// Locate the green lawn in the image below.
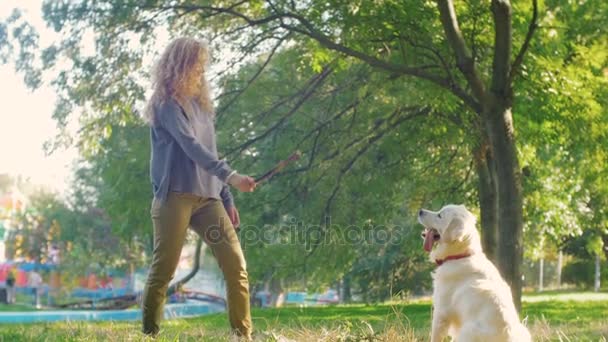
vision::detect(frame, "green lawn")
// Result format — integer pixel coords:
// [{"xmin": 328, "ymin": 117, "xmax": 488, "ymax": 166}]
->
[
  {"xmin": 523, "ymin": 289, "xmax": 608, "ymax": 302},
  {"xmin": 0, "ymin": 294, "xmax": 606, "ymax": 341},
  {"xmin": 0, "ymin": 303, "xmax": 36, "ymax": 312}
]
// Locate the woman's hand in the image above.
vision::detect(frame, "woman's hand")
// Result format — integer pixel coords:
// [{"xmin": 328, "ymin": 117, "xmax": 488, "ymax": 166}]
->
[
  {"xmin": 228, "ymin": 173, "xmax": 257, "ymax": 192},
  {"xmin": 226, "ymin": 206, "xmax": 241, "ymax": 229}
]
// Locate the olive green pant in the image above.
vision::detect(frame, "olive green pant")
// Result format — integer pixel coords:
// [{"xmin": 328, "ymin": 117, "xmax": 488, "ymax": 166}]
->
[{"xmin": 142, "ymin": 192, "xmax": 252, "ymax": 338}]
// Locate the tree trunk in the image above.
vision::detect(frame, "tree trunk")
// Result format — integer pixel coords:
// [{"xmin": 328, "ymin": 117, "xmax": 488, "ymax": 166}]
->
[
  {"xmin": 484, "ymin": 98, "xmax": 524, "ymax": 311},
  {"xmin": 539, "ymin": 257, "xmax": 544, "ymax": 292},
  {"xmin": 167, "ymin": 238, "xmax": 204, "ymax": 296},
  {"xmin": 342, "ymin": 275, "xmax": 352, "ymax": 303},
  {"xmin": 269, "ymin": 278, "xmax": 285, "ymax": 307},
  {"xmin": 475, "ymin": 143, "xmax": 498, "ymax": 264},
  {"xmin": 602, "ymin": 234, "xmax": 608, "ymax": 261},
  {"xmin": 128, "ymin": 262, "xmax": 135, "ymax": 292},
  {"xmin": 594, "ymin": 254, "xmax": 601, "ymax": 292},
  {"xmin": 556, "ymin": 250, "xmax": 563, "ymax": 289}
]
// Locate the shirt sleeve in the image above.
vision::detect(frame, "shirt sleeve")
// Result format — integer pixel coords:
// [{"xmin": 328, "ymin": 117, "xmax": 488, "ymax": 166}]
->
[
  {"xmin": 220, "ymin": 184, "xmax": 235, "ymax": 209},
  {"xmin": 157, "ymin": 100, "xmax": 234, "ymax": 183}
]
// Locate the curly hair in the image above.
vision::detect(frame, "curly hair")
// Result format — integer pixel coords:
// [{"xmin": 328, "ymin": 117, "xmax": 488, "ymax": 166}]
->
[{"xmin": 144, "ymin": 37, "xmax": 214, "ymax": 124}]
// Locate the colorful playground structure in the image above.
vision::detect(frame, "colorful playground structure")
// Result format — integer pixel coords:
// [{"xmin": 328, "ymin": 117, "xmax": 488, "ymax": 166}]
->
[
  {"xmin": 0, "ymin": 261, "xmax": 133, "ymax": 303},
  {"xmin": 0, "ymin": 259, "xmax": 339, "ymax": 324},
  {"xmin": 0, "ymin": 261, "xmax": 224, "ymax": 304},
  {"xmin": 0, "ymin": 261, "xmax": 228, "ymax": 323},
  {"xmin": 253, "ymin": 289, "xmax": 340, "ymax": 308}
]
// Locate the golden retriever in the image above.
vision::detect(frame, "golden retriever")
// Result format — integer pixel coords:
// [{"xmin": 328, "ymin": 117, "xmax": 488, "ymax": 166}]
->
[{"xmin": 418, "ymin": 204, "xmax": 531, "ymax": 342}]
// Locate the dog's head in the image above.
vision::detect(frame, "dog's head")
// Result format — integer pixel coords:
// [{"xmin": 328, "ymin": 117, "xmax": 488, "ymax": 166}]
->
[{"xmin": 417, "ymin": 204, "xmax": 478, "ymax": 254}]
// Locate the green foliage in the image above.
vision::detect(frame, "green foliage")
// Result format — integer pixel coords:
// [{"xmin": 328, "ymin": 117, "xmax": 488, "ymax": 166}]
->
[
  {"xmin": 81, "ymin": 123, "xmax": 153, "ymax": 248},
  {"xmin": 562, "ymin": 259, "xmax": 607, "ymax": 288},
  {"xmin": 60, "ymin": 121, "xmax": 152, "ymax": 269},
  {"xmin": 5, "ymin": 191, "xmax": 67, "ymax": 262},
  {"xmin": 3, "ymin": 188, "xmax": 138, "ymax": 280},
  {"xmin": 514, "ymin": 0, "xmax": 608, "ymax": 259},
  {"xmin": 563, "ymin": 230, "xmax": 605, "ymax": 259},
  {"xmin": 216, "ymin": 48, "xmax": 475, "ymax": 289},
  {"xmin": 1, "ymin": 0, "xmax": 607, "ymax": 297}
]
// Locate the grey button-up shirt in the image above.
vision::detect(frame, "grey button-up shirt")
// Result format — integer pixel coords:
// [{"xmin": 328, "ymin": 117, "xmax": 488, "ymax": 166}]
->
[{"xmin": 149, "ymin": 98, "xmax": 234, "ymax": 208}]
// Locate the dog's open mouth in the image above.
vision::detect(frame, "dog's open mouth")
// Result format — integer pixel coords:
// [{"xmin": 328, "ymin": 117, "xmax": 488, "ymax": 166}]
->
[{"xmin": 421, "ymin": 228, "xmax": 441, "ymax": 252}]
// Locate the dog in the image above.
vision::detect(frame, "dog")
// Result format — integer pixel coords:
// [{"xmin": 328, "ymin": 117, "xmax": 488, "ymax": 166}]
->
[{"xmin": 418, "ymin": 204, "xmax": 531, "ymax": 342}]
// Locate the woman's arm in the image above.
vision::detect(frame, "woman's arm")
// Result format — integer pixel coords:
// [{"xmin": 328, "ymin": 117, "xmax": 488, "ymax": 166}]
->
[
  {"xmin": 157, "ymin": 100, "xmax": 233, "ymax": 182},
  {"xmin": 220, "ymin": 184, "xmax": 234, "ymax": 209},
  {"xmin": 221, "ymin": 184, "xmax": 241, "ymax": 228}
]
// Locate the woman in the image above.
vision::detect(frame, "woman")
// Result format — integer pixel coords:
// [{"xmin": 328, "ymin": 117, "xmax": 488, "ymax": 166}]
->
[{"xmin": 142, "ymin": 37, "xmax": 256, "ymax": 339}]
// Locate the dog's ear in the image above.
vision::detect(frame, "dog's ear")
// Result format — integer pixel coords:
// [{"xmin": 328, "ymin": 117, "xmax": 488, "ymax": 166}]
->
[
  {"xmin": 445, "ymin": 217, "xmax": 467, "ymax": 242},
  {"xmin": 458, "ymin": 205, "xmax": 476, "ymax": 222}
]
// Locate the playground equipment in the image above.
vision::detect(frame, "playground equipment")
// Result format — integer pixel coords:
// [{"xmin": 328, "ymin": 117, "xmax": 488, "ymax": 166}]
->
[
  {"xmin": 0, "ymin": 302, "xmax": 224, "ymax": 323},
  {"xmin": 54, "ymin": 289, "xmax": 226, "ymax": 310}
]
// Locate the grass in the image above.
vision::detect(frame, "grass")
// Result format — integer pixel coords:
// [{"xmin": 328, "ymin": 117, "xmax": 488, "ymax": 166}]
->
[
  {"xmin": 0, "ymin": 293, "xmax": 606, "ymax": 341},
  {"xmin": 523, "ymin": 289, "xmax": 608, "ymax": 302},
  {"xmin": 0, "ymin": 303, "xmax": 35, "ymax": 312}
]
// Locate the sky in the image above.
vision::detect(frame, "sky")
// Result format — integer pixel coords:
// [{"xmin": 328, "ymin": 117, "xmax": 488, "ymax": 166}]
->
[{"xmin": 0, "ymin": 2, "xmax": 78, "ymax": 195}]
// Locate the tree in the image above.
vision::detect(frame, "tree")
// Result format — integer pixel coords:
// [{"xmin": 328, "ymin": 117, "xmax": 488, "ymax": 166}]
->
[
  {"xmin": 76, "ymin": 124, "xmax": 154, "ymax": 251},
  {"xmin": 2, "ymin": 0, "xmax": 607, "ymax": 309},
  {"xmin": 216, "ymin": 47, "xmax": 475, "ymax": 290},
  {"xmin": 5, "ymin": 190, "xmax": 64, "ymax": 262},
  {"xmin": 160, "ymin": 0, "xmax": 538, "ymax": 307}
]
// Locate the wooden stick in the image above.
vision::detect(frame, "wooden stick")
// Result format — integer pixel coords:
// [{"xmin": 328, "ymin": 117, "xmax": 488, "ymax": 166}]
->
[{"xmin": 255, "ymin": 151, "xmax": 302, "ymax": 183}]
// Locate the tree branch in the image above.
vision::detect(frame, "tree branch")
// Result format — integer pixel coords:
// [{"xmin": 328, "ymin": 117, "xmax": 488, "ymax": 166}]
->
[
  {"xmin": 399, "ymin": 34, "xmax": 455, "ymax": 84},
  {"xmin": 216, "ymin": 34, "xmax": 289, "ymax": 116},
  {"xmin": 224, "ymin": 64, "xmax": 334, "ymax": 157},
  {"xmin": 294, "ymin": 91, "xmax": 373, "ymax": 151},
  {"xmin": 509, "ymin": 0, "xmax": 538, "ymax": 84},
  {"xmin": 167, "ymin": 238, "xmax": 203, "ymax": 296},
  {"xmin": 145, "ymin": 2, "xmax": 481, "ymax": 112},
  {"xmin": 276, "ymin": 16, "xmax": 480, "ymax": 112},
  {"xmin": 306, "ymin": 106, "xmax": 431, "ymax": 257},
  {"xmin": 437, "ymin": 0, "xmax": 486, "ymax": 104},
  {"xmin": 490, "ymin": 0, "xmax": 513, "ymax": 96}
]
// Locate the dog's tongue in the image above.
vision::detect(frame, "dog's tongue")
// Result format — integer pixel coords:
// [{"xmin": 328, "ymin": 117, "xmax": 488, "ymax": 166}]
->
[{"xmin": 424, "ymin": 229, "xmax": 437, "ymax": 252}]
